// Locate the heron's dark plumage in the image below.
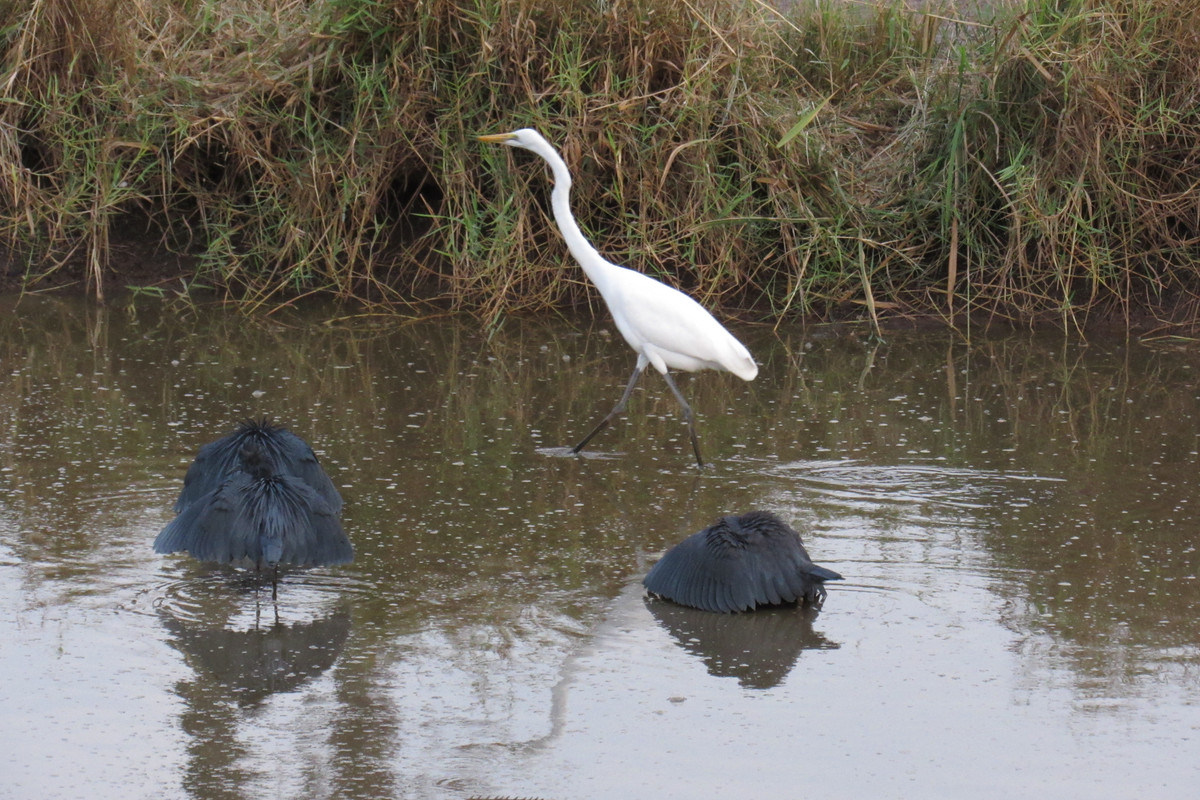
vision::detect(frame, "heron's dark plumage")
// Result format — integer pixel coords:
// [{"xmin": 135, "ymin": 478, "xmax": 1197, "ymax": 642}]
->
[
  {"xmin": 155, "ymin": 420, "xmax": 352, "ymax": 570},
  {"xmin": 644, "ymin": 511, "xmax": 841, "ymax": 613}
]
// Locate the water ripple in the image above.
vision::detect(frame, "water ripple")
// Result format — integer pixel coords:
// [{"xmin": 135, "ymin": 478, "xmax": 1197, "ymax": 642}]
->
[
  {"xmin": 147, "ymin": 565, "xmax": 370, "ymax": 628},
  {"xmin": 765, "ymin": 457, "xmax": 1063, "ymax": 515}
]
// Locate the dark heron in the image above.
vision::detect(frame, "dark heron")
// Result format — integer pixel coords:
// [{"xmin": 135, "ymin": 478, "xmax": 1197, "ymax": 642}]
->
[
  {"xmin": 643, "ymin": 511, "xmax": 842, "ymax": 613},
  {"xmin": 155, "ymin": 419, "xmax": 353, "ymax": 598}
]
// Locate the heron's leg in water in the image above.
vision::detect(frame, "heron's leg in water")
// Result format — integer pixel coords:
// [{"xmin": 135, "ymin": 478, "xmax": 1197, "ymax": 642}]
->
[
  {"xmin": 570, "ymin": 362, "xmax": 646, "ymax": 455},
  {"xmin": 659, "ymin": 370, "xmax": 704, "ymax": 468}
]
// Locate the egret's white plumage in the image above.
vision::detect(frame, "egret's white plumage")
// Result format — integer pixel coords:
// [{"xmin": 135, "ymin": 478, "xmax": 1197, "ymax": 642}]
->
[{"xmin": 479, "ymin": 128, "xmax": 757, "ymax": 466}]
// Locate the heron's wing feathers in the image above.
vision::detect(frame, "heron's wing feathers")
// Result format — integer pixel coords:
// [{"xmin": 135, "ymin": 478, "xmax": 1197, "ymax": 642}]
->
[
  {"xmin": 740, "ymin": 521, "xmax": 843, "ymax": 606},
  {"xmin": 157, "ymin": 474, "xmax": 353, "ymax": 568},
  {"xmin": 270, "ymin": 428, "xmax": 344, "ymax": 515},
  {"xmin": 644, "ymin": 527, "xmax": 759, "ymax": 613},
  {"xmin": 160, "ymin": 421, "xmax": 351, "ymax": 574},
  {"xmin": 645, "ymin": 532, "xmax": 716, "ymax": 611},
  {"xmin": 275, "ymin": 476, "xmax": 354, "ymax": 566},
  {"xmin": 228, "ymin": 475, "xmax": 352, "ymax": 566},
  {"xmin": 172, "ymin": 422, "xmax": 343, "ymax": 517},
  {"xmin": 173, "ymin": 431, "xmax": 246, "ymax": 513},
  {"xmin": 156, "ymin": 473, "xmax": 261, "ymax": 563},
  {"xmin": 644, "ymin": 515, "xmax": 842, "ymax": 613}
]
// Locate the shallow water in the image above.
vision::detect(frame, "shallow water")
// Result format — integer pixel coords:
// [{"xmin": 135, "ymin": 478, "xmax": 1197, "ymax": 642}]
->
[{"xmin": 1, "ymin": 295, "xmax": 1198, "ymax": 799}]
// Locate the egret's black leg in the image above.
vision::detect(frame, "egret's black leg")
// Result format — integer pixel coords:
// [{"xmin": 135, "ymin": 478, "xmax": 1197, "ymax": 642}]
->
[
  {"xmin": 271, "ymin": 566, "xmax": 278, "ymax": 601},
  {"xmin": 571, "ymin": 362, "xmax": 646, "ymax": 455},
  {"xmin": 660, "ymin": 370, "xmax": 704, "ymax": 468}
]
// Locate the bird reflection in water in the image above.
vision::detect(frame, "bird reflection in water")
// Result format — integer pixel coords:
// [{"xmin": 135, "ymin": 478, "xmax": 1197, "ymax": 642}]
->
[
  {"xmin": 161, "ymin": 609, "xmax": 352, "ymax": 707},
  {"xmin": 645, "ymin": 599, "xmax": 838, "ymax": 689},
  {"xmin": 159, "ymin": 606, "xmax": 352, "ymax": 797}
]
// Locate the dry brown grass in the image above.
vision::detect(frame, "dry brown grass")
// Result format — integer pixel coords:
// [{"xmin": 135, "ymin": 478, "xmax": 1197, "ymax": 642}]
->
[{"xmin": 1, "ymin": 0, "xmax": 1199, "ymax": 330}]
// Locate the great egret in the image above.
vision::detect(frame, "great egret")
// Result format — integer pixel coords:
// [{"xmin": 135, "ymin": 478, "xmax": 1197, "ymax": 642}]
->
[
  {"xmin": 478, "ymin": 128, "xmax": 757, "ymax": 466},
  {"xmin": 154, "ymin": 419, "xmax": 353, "ymax": 598},
  {"xmin": 643, "ymin": 511, "xmax": 842, "ymax": 613}
]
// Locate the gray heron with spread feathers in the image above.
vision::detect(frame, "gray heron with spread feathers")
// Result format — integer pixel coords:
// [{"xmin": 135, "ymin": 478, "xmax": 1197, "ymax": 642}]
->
[
  {"xmin": 644, "ymin": 511, "xmax": 842, "ymax": 613},
  {"xmin": 155, "ymin": 420, "xmax": 353, "ymax": 598}
]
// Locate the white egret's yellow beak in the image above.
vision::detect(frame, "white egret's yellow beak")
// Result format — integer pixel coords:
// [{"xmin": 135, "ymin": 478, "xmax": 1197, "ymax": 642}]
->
[{"xmin": 477, "ymin": 133, "xmax": 516, "ymax": 143}]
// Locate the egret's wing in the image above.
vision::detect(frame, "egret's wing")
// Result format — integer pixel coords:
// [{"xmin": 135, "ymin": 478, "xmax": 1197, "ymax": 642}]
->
[{"xmin": 604, "ymin": 269, "xmax": 756, "ymax": 378}]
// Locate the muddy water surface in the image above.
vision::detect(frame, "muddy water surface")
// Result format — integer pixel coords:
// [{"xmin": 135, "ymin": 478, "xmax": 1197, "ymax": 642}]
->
[{"xmin": 1, "ymin": 296, "xmax": 1197, "ymax": 799}]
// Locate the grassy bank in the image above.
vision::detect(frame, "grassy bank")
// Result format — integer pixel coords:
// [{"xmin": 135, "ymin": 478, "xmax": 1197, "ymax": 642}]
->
[{"xmin": 1, "ymin": 0, "xmax": 1199, "ymax": 329}]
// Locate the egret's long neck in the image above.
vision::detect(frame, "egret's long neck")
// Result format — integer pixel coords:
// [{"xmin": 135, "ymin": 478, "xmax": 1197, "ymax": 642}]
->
[{"xmin": 536, "ymin": 144, "xmax": 613, "ymax": 289}]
